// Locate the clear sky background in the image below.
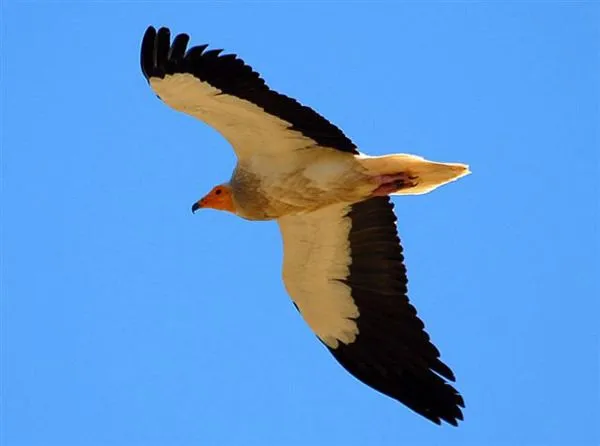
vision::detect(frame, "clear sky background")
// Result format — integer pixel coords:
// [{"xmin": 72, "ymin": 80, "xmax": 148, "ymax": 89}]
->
[{"xmin": 2, "ymin": 2, "xmax": 598, "ymax": 445}]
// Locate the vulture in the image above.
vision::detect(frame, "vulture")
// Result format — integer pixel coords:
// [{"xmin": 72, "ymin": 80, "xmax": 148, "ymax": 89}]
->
[{"xmin": 140, "ymin": 25, "xmax": 470, "ymax": 426}]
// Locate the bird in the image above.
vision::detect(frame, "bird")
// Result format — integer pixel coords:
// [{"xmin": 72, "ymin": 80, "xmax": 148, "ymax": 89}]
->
[{"xmin": 140, "ymin": 25, "xmax": 470, "ymax": 426}]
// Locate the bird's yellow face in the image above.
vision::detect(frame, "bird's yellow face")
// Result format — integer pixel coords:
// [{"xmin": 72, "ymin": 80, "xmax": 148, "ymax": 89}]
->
[{"xmin": 192, "ymin": 184, "xmax": 235, "ymax": 214}]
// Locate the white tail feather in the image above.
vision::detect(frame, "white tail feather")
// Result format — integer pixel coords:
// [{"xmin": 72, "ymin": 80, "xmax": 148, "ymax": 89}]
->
[{"xmin": 358, "ymin": 153, "xmax": 470, "ymax": 195}]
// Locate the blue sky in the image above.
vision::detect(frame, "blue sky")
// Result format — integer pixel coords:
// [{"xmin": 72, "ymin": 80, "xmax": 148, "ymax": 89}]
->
[{"xmin": 2, "ymin": 2, "xmax": 598, "ymax": 445}]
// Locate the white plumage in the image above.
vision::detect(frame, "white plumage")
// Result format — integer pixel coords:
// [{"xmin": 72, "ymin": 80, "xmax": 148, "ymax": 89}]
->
[{"xmin": 141, "ymin": 25, "xmax": 469, "ymax": 426}]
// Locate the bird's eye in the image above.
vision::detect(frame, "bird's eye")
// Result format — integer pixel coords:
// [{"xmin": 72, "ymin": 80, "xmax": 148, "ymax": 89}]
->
[{"xmin": 215, "ymin": 189, "xmax": 222, "ymax": 195}]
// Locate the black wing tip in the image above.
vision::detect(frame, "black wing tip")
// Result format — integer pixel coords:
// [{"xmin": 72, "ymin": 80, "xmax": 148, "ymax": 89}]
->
[
  {"xmin": 144, "ymin": 25, "xmax": 157, "ymax": 36},
  {"xmin": 329, "ymin": 339, "xmax": 465, "ymax": 427},
  {"xmin": 140, "ymin": 25, "xmax": 156, "ymax": 80},
  {"xmin": 429, "ymin": 389, "xmax": 466, "ymax": 427},
  {"xmin": 140, "ymin": 25, "xmax": 194, "ymax": 82},
  {"xmin": 395, "ymin": 377, "xmax": 465, "ymax": 427},
  {"xmin": 139, "ymin": 25, "xmax": 238, "ymax": 83},
  {"xmin": 381, "ymin": 370, "xmax": 464, "ymax": 426}
]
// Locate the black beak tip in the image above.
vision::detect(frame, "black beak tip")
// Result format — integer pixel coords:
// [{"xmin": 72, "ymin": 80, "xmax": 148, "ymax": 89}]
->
[{"xmin": 191, "ymin": 202, "xmax": 201, "ymax": 214}]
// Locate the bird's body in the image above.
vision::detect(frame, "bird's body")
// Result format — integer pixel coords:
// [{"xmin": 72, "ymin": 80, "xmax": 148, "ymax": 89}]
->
[
  {"xmin": 141, "ymin": 25, "xmax": 470, "ymax": 426},
  {"xmin": 228, "ymin": 149, "xmax": 373, "ymax": 220}
]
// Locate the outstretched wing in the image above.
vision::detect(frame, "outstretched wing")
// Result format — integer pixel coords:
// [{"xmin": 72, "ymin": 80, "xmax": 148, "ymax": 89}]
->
[
  {"xmin": 278, "ymin": 197, "xmax": 464, "ymax": 426},
  {"xmin": 140, "ymin": 26, "xmax": 357, "ymax": 160}
]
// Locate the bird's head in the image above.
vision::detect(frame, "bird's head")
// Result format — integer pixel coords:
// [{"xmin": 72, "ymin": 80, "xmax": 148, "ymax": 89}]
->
[{"xmin": 192, "ymin": 183, "xmax": 235, "ymax": 214}]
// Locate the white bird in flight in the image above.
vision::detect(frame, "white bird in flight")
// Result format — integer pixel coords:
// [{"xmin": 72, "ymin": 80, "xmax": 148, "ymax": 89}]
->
[{"xmin": 140, "ymin": 25, "xmax": 469, "ymax": 426}]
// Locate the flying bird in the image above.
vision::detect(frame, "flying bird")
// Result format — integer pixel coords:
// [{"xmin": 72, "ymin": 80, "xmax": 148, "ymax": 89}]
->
[{"xmin": 140, "ymin": 25, "xmax": 470, "ymax": 426}]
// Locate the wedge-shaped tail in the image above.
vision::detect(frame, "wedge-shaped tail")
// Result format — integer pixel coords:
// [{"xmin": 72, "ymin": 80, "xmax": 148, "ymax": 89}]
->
[{"xmin": 359, "ymin": 154, "xmax": 470, "ymax": 195}]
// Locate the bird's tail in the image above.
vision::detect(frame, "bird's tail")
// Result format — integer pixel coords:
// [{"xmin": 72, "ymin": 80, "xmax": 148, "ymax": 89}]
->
[{"xmin": 358, "ymin": 153, "xmax": 471, "ymax": 195}]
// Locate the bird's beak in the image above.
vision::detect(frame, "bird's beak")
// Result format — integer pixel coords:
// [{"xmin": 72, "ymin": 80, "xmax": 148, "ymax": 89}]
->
[
  {"xmin": 191, "ymin": 188, "xmax": 234, "ymax": 214},
  {"xmin": 191, "ymin": 200, "xmax": 203, "ymax": 214}
]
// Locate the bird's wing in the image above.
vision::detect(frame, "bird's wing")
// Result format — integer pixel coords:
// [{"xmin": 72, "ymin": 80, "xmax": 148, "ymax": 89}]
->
[
  {"xmin": 140, "ymin": 26, "xmax": 357, "ymax": 160},
  {"xmin": 277, "ymin": 197, "xmax": 464, "ymax": 426}
]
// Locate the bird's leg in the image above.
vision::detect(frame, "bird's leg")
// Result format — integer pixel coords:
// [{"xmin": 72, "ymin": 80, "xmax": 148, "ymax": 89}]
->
[{"xmin": 370, "ymin": 173, "xmax": 418, "ymax": 197}]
